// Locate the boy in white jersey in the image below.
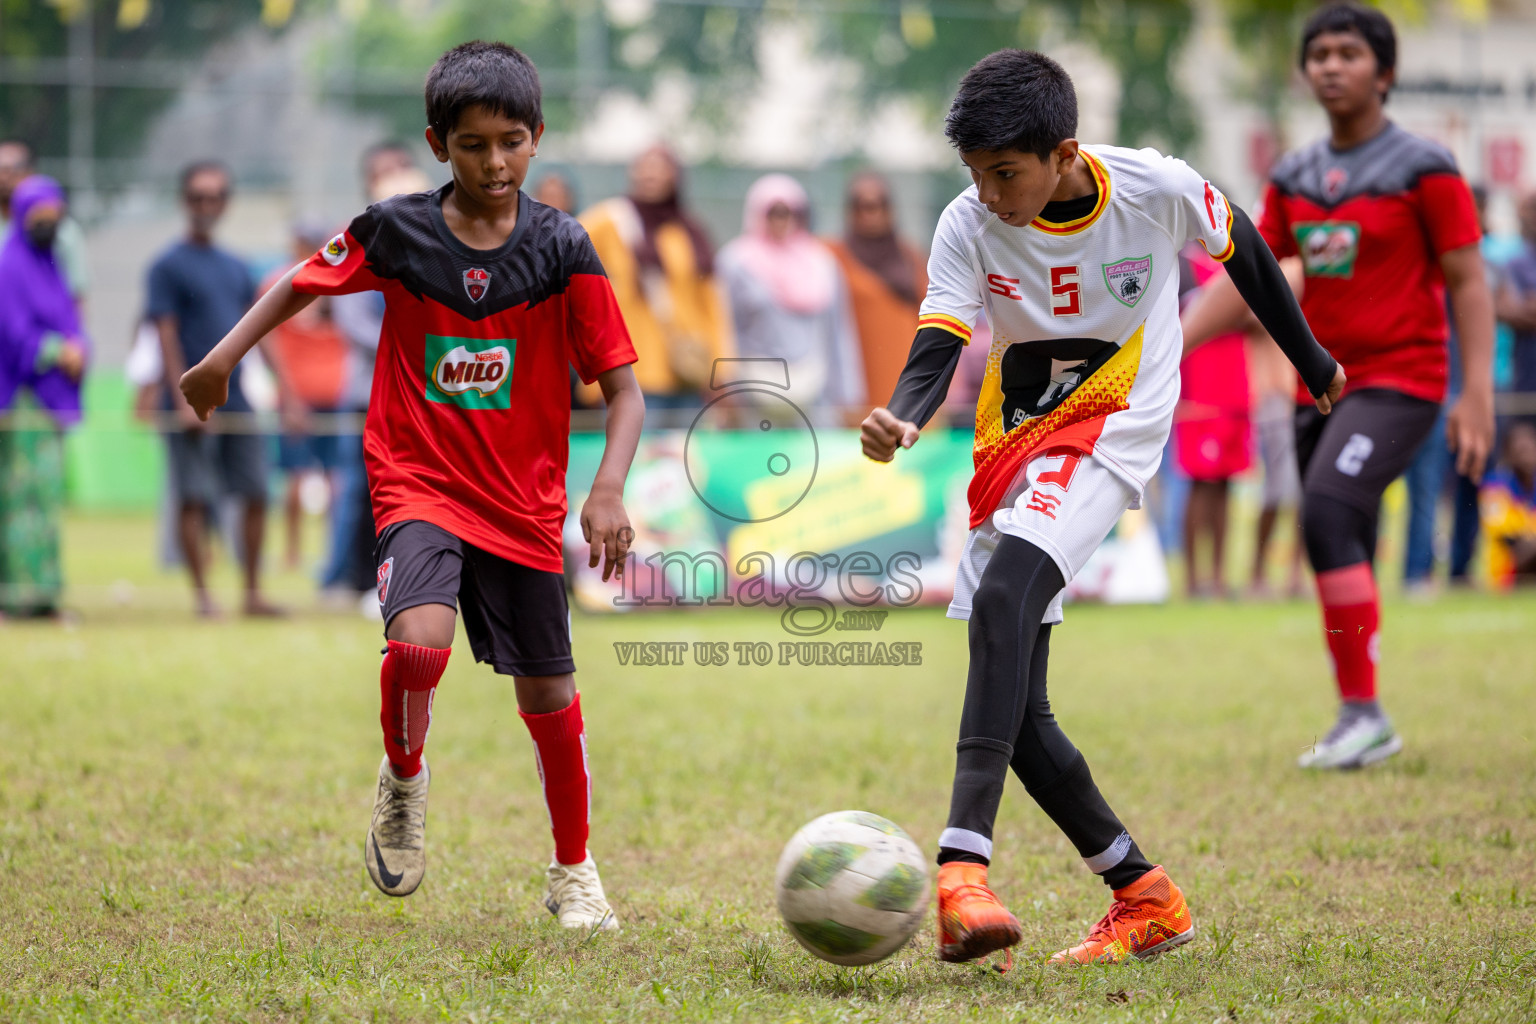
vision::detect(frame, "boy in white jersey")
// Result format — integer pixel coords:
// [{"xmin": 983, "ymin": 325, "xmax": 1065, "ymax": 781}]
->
[{"xmin": 861, "ymin": 50, "xmax": 1343, "ymax": 969}]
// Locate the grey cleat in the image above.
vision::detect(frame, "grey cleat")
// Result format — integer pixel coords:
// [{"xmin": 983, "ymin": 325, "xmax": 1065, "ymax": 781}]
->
[
  {"xmin": 1298, "ymin": 705, "xmax": 1402, "ymax": 770},
  {"xmin": 365, "ymin": 756, "xmax": 430, "ymax": 896},
  {"xmin": 543, "ymin": 855, "xmax": 620, "ymax": 932}
]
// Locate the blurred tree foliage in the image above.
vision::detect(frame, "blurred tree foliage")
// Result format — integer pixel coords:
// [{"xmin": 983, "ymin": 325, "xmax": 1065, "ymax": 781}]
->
[
  {"xmin": 337, "ymin": 0, "xmax": 770, "ymax": 138},
  {"xmin": 1216, "ymin": 0, "xmax": 1316, "ymax": 149},
  {"xmin": 0, "ymin": 0, "xmax": 295, "ymax": 160},
  {"xmin": 1062, "ymin": 0, "xmax": 1198, "ymax": 151},
  {"xmin": 2, "ymin": 0, "xmax": 1226, "ymax": 173},
  {"xmin": 344, "ymin": 0, "xmax": 1204, "ymax": 149},
  {"xmin": 820, "ymin": 0, "xmax": 1199, "ymax": 151}
]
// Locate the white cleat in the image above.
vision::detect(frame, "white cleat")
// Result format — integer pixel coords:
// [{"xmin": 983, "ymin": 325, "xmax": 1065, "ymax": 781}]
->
[
  {"xmin": 1298, "ymin": 709, "xmax": 1402, "ymax": 770},
  {"xmin": 365, "ymin": 756, "xmax": 429, "ymax": 896},
  {"xmin": 543, "ymin": 855, "xmax": 620, "ymax": 932}
]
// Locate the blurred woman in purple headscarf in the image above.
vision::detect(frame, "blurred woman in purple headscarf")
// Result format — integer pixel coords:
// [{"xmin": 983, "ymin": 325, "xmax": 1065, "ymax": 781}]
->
[{"xmin": 0, "ymin": 175, "xmax": 89, "ymax": 617}]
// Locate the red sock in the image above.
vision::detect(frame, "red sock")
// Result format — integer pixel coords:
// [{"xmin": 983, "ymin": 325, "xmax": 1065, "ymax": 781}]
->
[
  {"xmin": 1315, "ymin": 563, "xmax": 1379, "ymax": 702},
  {"xmin": 520, "ymin": 692, "xmax": 590, "ymax": 866},
  {"xmin": 380, "ymin": 640, "xmax": 451, "ymax": 778}
]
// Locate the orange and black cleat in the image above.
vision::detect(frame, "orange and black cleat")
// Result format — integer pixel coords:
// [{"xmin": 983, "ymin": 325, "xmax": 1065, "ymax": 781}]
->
[
  {"xmin": 936, "ymin": 862, "xmax": 1023, "ymax": 972},
  {"xmin": 1048, "ymin": 865, "xmax": 1193, "ymax": 965}
]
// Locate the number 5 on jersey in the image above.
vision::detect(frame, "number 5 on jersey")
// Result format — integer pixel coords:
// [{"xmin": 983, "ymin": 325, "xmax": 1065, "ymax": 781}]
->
[{"xmin": 1050, "ymin": 265, "xmax": 1082, "ymax": 317}]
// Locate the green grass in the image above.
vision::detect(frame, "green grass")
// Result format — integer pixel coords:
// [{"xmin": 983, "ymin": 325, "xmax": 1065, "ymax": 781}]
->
[{"xmin": 2, "ymin": 513, "xmax": 1534, "ymax": 1022}]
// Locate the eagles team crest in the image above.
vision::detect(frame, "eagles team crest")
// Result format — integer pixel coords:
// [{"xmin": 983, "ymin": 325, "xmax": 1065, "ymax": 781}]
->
[
  {"xmin": 463, "ymin": 267, "xmax": 490, "ymax": 302},
  {"xmin": 1102, "ymin": 255, "xmax": 1152, "ymax": 308}
]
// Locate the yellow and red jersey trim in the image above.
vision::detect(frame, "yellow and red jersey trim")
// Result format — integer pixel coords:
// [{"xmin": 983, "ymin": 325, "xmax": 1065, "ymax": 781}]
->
[
  {"xmin": 1030, "ymin": 150, "xmax": 1111, "ymax": 235},
  {"xmin": 967, "ymin": 326, "xmax": 1144, "ymax": 529},
  {"xmin": 1201, "ymin": 195, "xmax": 1236, "ymax": 262},
  {"xmin": 918, "ymin": 313, "xmax": 973, "ymax": 344}
]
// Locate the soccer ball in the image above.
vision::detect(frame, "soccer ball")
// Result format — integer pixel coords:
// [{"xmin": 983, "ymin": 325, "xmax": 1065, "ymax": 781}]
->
[{"xmin": 774, "ymin": 810, "xmax": 929, "ymax": 966}]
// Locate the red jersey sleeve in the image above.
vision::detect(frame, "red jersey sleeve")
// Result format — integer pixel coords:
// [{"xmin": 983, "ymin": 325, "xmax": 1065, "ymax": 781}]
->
[
  {"xmin": 1254, "ymin": 182, "xmax": 1295, "ymax": 259},
  {"xmin": 292, "ymin": 208, "xmax": 389, "ymax": 295},
  {"xmin": 1416, "ymin": 172, "xmax": 1482, "ymax": 257},
  {"xmin": 564, "ymin": 236, "xmax": 637, "ymax": 385}
]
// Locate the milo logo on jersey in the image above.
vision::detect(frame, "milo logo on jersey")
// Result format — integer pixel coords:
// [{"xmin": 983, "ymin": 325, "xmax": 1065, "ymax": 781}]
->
[
  {"xmin": 425, "ymin": 334, "xmax": 515, "ymax": 410},
  {"xmin": 1294, "ymin": 221, "xmax": 1361, "ymax": 278}
]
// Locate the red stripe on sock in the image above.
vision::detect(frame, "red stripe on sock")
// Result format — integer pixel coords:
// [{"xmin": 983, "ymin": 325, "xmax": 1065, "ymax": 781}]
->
[
  {"xmin": 520, "ymin": 692, "xmax": 590, "ymax": 866},
  {"xmin": 380, "ymin": 640, "xmax": 450, "ymax": 778},
  {"xmin": 1315, "ymin": 564, "xmax": 1379, "ymax": 702}
]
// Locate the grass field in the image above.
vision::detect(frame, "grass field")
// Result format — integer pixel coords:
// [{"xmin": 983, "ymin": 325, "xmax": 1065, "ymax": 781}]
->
[{"xmin": 3, "ymin": 514, "xmax": 1534, "ymax": 1022}]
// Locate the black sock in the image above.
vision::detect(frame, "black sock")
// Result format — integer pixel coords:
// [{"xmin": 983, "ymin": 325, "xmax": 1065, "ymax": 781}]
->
[
  {"xmin": 937, "ymin": 738, "xmax": 1012, "ymax": 866},
  {"xmin": 937, "ymin": 849, "xmax": 989, "ymax": 866},
  {"xmin": 1025, "ymin": 752, "xmax": 1154, "ymax": 890}
]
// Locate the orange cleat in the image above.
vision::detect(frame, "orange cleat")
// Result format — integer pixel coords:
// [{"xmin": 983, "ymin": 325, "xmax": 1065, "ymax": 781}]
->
[
  {"xmin": 1049, "ymin": 865, "xmax": 1193, "ymax": 965},
  {"xmin": 936, "ymin": 862, "xmax": 1022, "ymax": 971}
]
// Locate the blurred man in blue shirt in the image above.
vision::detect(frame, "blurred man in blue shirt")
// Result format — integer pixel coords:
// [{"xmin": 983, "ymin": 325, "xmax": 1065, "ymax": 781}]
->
[{"xmin": 147, "ymin": 161, "xmax": 280, "ymax": 618}]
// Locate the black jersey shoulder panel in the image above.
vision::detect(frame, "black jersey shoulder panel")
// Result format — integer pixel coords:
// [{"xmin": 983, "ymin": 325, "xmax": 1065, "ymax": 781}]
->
[
  {"xmin": 1269, "ymin": 123, "xmax": 1459, "ymax": 209},
  {"xmin": 364, "ymin": 188, "xmax": 608, "ymax": 322}
]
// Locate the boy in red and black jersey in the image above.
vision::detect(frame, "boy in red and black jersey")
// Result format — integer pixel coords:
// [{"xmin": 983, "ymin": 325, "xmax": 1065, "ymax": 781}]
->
[
  {"xmin": 1187, "ymin": 4, "xmax": 1495, "ymax": 769},
  {"xmin": 181, "ymin": 42, "xmax": 644, "ymax": 928}
]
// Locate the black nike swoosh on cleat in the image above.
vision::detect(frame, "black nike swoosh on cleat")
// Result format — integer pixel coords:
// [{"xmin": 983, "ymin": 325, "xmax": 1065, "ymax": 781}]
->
[{"xmin": 371, "ymin": 835, "xmax": 405, "ymax": 890}]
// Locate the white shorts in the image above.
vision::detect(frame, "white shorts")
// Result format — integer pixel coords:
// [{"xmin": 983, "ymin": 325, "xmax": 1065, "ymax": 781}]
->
[{"xmin": 947, "ymin": 450, "xmax": 1138, "ymax": 625}]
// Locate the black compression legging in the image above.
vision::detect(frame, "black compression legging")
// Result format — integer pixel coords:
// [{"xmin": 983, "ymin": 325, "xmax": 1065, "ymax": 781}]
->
[
  {"xmin": 942, "ymin": 536, "xmax": 1152, "ymax": 887},
  {"xmin": 1293, "ymin": 389, "xmax": 1440, "ymax": 573},
  {"xmin": 1302, "ymin": 493, "xmax": 1377, "ymax": 572}
]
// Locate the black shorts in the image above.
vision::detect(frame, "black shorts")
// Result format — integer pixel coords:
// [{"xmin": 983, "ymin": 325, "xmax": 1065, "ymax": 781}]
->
[
  {"xmin": 1294, "ymin": 388, "xmax": 1440, "ymax": 515},
  {"xmin": 375, "ymin": 520, "xmax": 575, "ymax": 677}
]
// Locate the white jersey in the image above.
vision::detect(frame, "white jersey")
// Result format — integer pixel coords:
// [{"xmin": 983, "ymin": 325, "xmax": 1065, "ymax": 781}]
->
[{"xmin": 918, "ymin": 145, "xmax": 1234, "ymax": 528}]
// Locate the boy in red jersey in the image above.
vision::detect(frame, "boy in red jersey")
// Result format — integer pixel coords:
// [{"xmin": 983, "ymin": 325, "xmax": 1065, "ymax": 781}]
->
[
  {"xmin": 1185, "ymin": 4, "xmax": 1495, "ymax": 769},
  {"xmin": 180, "ymin": 42, "xmax": 644, "ymax": 928}
]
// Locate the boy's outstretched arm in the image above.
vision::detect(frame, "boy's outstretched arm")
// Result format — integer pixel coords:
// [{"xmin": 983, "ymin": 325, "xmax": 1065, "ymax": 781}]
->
[
  {"xmin": 860, "ymin": 327, "xmax": 964, "ymax": 461},
  {"xmin": 1197, "ymin": 205, "xmax": 1345, "ymax": 415},
  {"xmin": 581, "ymin": 363, "xmax": 644, "ymax": 581},
  {"xmin": 180, "ymin": 264, "xmax": 318, "ymax": 420}
]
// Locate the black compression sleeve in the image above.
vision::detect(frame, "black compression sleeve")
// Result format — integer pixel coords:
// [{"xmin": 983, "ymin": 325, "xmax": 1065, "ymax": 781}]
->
[
  {"xmin": 1222, "ymin": 204, "xmax": 1338, "ymax": 398},
  {"xmin": 886, "ymin": 326, "xmax": 965, "ymax": 428}
]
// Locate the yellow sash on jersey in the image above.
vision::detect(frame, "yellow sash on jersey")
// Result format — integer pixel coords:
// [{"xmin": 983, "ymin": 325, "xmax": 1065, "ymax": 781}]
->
[{"xmin": 967, "ymin": 325, "xmax": 1144, "ymax": 529}]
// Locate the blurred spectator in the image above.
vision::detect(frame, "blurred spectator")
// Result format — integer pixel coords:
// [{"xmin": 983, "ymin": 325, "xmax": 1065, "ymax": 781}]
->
[
  {"xmin": 825, "ymin": 171, "xmax": 928, "ymax": 407},
  {"xmin": 1246, "ymin": 328, "xmax": 1306, "ymax": 599},
  {"xmin": 322, "ymin": 160, "xmax": 432, "ymax": 603},
  {"xmin": 357, "ymin": 141, "xmax": 416, "ymax": 205},
  {"xmin": 0, "ymin": 138, "xmax": 89, "ymax": 303},
  {"xmin": 581, "ymin": 146, "xmax": 730, "ymax": 417},
  {"xmin": 1479, "ymin": 421, "xmax": 1536, "ymax": 587},
  {"xmin": 147, "ymin": 160, "xmax": 279, "ymax": 618},
  {"xmin": 1497, "ymin": 191, "xmax": 1536, "ymax": 429},
  {"xmin": 718, "ymin": 174, "xmax": 864, "ymax": 421},
  {"xmin": 0, "ymin": 176, "xmax": 88, "ymax": 618},
  {"xmin": 533, "ymin": 170, "xmax": 578, "ymax": 214},
  {"xmin": 1175, "ymin": 244, "xmax": 1250, "ymax": 599},
  {"xmin": 264, "ymin": 222, "xmax": 349, "ymax": 569},
  {"xmin": 1405, "ymin": 186, "xmax": 1509, "ymax": 593},
  {"xmin": 536, "ymin": 169, "xmax": 595, "ymax": 414},
  {"xmin": 126, "ymin": 316, "xmax": 165, "ymax": 421}
]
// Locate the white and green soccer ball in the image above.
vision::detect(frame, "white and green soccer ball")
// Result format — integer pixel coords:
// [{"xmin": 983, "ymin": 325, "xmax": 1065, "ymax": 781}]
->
[{"xmin": 774, "ymin": 810, "xmax": 929, "ymax": 966}]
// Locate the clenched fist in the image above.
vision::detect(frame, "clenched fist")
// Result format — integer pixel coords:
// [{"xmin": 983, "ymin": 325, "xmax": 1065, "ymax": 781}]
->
[{"xmin": 861, "ymin": 407, "xmax": 920, "ymax": 462}]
